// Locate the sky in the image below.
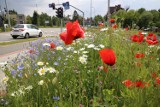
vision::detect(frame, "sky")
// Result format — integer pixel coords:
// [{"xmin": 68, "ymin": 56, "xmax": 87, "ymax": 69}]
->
[{"xmin": 0, "ymin": 0, "xmax": 160, "ymax": 18}]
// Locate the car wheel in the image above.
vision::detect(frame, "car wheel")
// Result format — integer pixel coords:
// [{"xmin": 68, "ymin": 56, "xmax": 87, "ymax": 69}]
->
[
  {"xmin": 39, "ymin": 32, "xmax": 42, "ymax": 37},
  {"xmin": 12, "ymin": 36, "xmax": 17, "ymax": 39},
  {"xmin": 25, "ymin": 33, "xmax": 29, "ymax": 39}
]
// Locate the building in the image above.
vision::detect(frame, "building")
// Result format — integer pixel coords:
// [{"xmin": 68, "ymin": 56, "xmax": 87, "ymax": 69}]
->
[
  {"xmin": 110, "ymin": 4, "xmax": 124, "ymax": 14},
  {"xmin": 17, "ymin": 14, "xmax": 25, "ymax": 24},
  {"xmin": 10, "ymin": 13, "xmax": 26, "ymax": 24}
]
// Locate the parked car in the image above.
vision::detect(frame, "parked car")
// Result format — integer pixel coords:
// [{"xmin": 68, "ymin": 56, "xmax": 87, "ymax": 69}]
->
[{"xmin": 10, "ymin": 24, "xmax": 42, "ymax": 39}]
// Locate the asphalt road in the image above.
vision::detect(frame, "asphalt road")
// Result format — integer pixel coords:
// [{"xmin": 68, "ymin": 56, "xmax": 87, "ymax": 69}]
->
[
  {"xmin": 0, "ymin": 28, "xmax": 63, "ymax": 42},
  {"xmin": 0, "ymin": 28, "xmax": 64, "ymax": 56}
]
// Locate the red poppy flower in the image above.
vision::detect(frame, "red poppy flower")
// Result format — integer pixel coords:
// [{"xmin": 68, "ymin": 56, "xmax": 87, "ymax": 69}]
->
[
  {"xmin": 109, "ymin": 19, "xmax": 115, "ymax": 23},
  {"xmin": 146, "ymin": 33, "xmax": 158, "ymax": 45},
  {"xmin": 135, "ymin": 80, "xmax": 145, "ymax": 88},
  {"xmin": 59, "ymin": 20, "xmax": 84, "ymax": 45},
  {"xmin": 135, "ymin": 53, "xmax": 145, "ymax": 58},
  {"xmin": 122, "ymin": 80, "xmax": 133, "ymax": 87},
  {"xmin": 99, "ymin": 48, "xmax": 116, "ymax": 66},
  {"xmin": 98, "ymin": 23, "xmax": 104, "ymax": 27},
  {"xmin": 156, "ymin": 77, "xmax": 160, "ymax": 85},
  {"xmin": 29, "ymin": 50, "xmax": 34, "ymax": 54},
  {"xmin": 50, "ymin": 42, "xmax": 56, "ymax": 49},
  {"xmin": 135, "ymin": 62, "xmax": 142, "ymax": 67},
  {"xmin": 112, "ymin": 24, "xmax": 117, "ymax": 29},
  {"xmin": 130, "ymin": 33, "xmax": 144, "ymax": 43},
  {"xmin": 125, "ymin": 27, "xmax": 129, "ymax": 31},
  {"xmin": 151, "ymin": 72, "xmax": 157, "ymax": 78}
]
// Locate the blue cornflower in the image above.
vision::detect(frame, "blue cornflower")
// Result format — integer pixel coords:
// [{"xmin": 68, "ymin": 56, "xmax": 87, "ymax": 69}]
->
[
  {"xmin": 18, "ymin": 72, "xmax": 22, "ymax": 77},
  {"xmin": 54, "ymin": 62, "xmax": 59, "ymax": 66},
  {"xmin": 53, "ymin": 96, "xmax": 60, "ymax": 101},
  {"xmin": 11, "ymin": 69, "xmax": 16, "ymax": 76},
  {"xmin": 58, "ymin": 57, "xmax": 61, "ymax": 60},
  {"xmin": 34, "ymin": 73, "xmax": 37, "ymax": 76},
  {"xmin": 17, "ymin": 64, "xmax": 24, "ymax": 70}
]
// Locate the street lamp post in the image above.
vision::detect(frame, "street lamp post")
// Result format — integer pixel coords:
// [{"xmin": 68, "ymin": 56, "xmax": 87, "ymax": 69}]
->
[
  {"xmin": 90, "ymin": 0, "xmax": 92, "ymax": 26},
  {"xmin": 92, "ymin": 7, "xmax": 95, "ymax": 26},
  {"xmin": 5, "ymin": 0, "xmax": 11, "ymax": 27}
]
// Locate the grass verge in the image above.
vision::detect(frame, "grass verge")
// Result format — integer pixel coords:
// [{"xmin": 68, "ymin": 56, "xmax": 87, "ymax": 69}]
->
[{"xmin": 0, "ymin": 36, "xmax": 55, "ymax": 46}]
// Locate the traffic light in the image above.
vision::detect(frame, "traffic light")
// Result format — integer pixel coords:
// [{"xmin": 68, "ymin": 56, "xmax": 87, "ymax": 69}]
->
[
  {"xmin": 49, "ymin": 3, "xmax": 55, "ymax": 9},
  {"xmin": 56, "ymin": 7, "xmax": 63, "ymax": 18},
  {"xmin": 52, "ymin": 3, "xmax": 55, "ymax": 9}
]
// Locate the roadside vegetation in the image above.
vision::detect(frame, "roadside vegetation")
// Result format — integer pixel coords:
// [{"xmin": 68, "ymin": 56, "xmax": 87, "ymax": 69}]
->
[{"xmin": 0, "ymin": 20, "xmax": 160, "ymax": 106}]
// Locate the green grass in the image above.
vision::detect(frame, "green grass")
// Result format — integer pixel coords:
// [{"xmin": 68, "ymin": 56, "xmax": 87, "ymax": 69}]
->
[{"xmin": 0, "ymin": 36, "xmax": 55, "ymax": 46}]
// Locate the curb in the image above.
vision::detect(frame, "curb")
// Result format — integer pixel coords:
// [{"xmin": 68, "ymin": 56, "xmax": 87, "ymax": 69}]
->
[{"xmin": 0, "ymin": 49, "xmax": 27, "ymax": 58}]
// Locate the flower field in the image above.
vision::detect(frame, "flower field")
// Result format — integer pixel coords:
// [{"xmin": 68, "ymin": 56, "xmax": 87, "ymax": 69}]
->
[{"xmin": 0, "ymin": 21, "xmax": 160, "ymax": 107}]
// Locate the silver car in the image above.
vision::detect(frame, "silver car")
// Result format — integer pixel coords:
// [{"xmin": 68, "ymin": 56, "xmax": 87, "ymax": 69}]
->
[{"xmin": 11, "ymin": 24, "xmax": 43, "ymax": 39}]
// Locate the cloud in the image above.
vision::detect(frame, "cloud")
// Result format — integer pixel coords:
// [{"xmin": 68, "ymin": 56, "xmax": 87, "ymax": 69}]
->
[{"xmin": 1, "ymin": 0, "xmax": 160, "ymax": 18}]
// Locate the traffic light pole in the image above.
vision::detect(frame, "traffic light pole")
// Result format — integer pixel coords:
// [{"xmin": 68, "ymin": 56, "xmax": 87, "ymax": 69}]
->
[
  {"xmin": 61, "ymin": 18, "xmax": 63, "ymax": 32},
  {"xmin": 69, "ymin": 5, "xmax": 85, "ymax": 27}
]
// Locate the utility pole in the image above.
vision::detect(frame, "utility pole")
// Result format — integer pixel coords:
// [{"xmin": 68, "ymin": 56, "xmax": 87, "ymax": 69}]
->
[
  {"xmin": 5, "ymin": 0, "xmax": 11, "ymax": 27},
  {"xmin": 107, "ymin": 0, "xmax": 110, "ymax": 27}
]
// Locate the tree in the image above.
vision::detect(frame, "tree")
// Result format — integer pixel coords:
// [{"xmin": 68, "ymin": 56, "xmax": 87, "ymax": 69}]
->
[
  {"xmin": 112, "ymin": 10, "xmax": 127, "ymax": 27},
  {"xmin": 49, "ymin": 16, "xmax": 53, "ymax": 27},
  {"xmin": 94, "ymin": 15, "xmax": 103, "ymax": 26},
  {"xmin": 10, "ymin": 18, "xmax": 16, "ymax": 26},
  {"xmin": 72, "ymin": 10, "xmax": 79, "ymax": 21},
  {"xmin": 150, "ymin": 10, "xmax": 159, "ymax": 23},
  {"xmin": 39, "ymin": 12, "xmax": 51, "ymax": 26},
  {"xmin": 137, "ymin": 8, "xmax": 146, "ymax": 14},
  {"xmin": 123, "ymin": 10, "xmax": 139, "ymax": 28},
  {"xmin": 137, "ymin": 11, "xmax": 153, "ymax": 29},
  {"xmin": 32, "ymin": 11, "xmax": 39, "ymax": 26},
  {"xmin": 52, "ymin": 16, "xmax": 60, "ymax": 26},
  {"xmin": 26, "ymin": 15, "xmax": 32, "ymax": 24}
]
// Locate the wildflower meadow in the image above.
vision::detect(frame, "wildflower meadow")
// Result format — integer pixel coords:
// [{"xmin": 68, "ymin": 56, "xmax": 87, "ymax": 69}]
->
[{"xmin": 0, "ymin": 20, "xmax": 160, "ymax": 107}]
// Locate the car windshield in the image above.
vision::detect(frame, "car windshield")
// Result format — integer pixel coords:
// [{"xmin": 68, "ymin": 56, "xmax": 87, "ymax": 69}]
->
[{"xmin": 14, "ymin": 24, "xmax": 24, "ymax": 28}]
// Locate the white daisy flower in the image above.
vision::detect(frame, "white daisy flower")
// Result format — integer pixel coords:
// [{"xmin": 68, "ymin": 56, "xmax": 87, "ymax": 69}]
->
[
  {"xmin": 47, "ymin": 67, "xmax": 56, "ymax": 73},
  {"xmin": 38, "ymin": 80, "xmax": 44, "ymax": 85},
  {"xmin": 56, "ymin": 46, "xmax": 63, "ymax": 50},
  {"xmin": 42, "ymin": 43, "xmax": 50, "ymax": 47},
  {"xmin": 83, "ymin": 51, "xmax": 89, "ymax": 54},
  {"xmin": 87, "ymin": 44, "xmax": 95, "ymax": 48},
  {"xmin": 79, "ymin": 56, "xmax": 87, "ymax": 64},
  {"xmin": 25, "ymin": 85, "xmax": 33, "ymax": 91},
  {"xmin": 82, "ymin": 54, "xmax": 88, "ymax": 58},
  {"xmin": 38, "ymin": 67, "xmax": 47, "ymax": 76},
  {"xmin": 66, "ymin": 47, "xmax": 73, "ymax": 51},
  {"xmin": 99, "ymin": 44, "xmax": 105, "ymax": 48},
  {"xmin": 11, "ymin": 92, "xmax": 16, "ymax": 97},
  {"xmin": 37, "ymin": 61, "xmax": 44, "ymax": 66},
  {"xmin": 80, "ymin": 48, "xmax": 85, "ymax": 51},
  {"xmin": 94, "ymin": 47, "xmax": 100, "ymax": 51}
]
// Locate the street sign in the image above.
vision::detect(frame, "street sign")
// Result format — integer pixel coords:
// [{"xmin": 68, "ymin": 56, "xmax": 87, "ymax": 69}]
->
[{"xmin": 62, "ymin": 2, "xmax": 69, "ymax": 10}]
